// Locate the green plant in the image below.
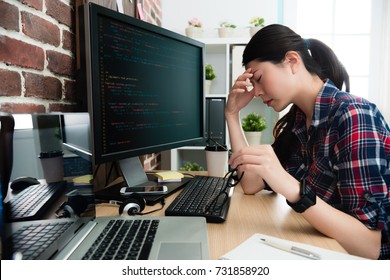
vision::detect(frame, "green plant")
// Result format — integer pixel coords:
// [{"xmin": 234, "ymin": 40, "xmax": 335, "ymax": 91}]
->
[
  {"xmin": 249, "ymin": 17, "xmax": 265, "ymax": 27},
  {"xmin": 241, "ymin": 112, "xmax": 267, "ymax": 132},
  {"xmin": 180, "ymin": 161, "xmax": 205, "ymax": 171},
  {"xmin": 220, "ymin": 21, "xmax": 237, "ymax": 28},
  {"xmin": 205, "ymin": 64, "xmax": 216, "ymax": 80}
]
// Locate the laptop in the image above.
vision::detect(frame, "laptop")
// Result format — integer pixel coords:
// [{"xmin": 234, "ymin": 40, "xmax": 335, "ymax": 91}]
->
[
  {"xmin": 2, "ymin": 114, "xmax": 210, "ymax": 260},
  {"xmin": 4, "ymin": 183, "xmax": 209, "ymax": 260}
]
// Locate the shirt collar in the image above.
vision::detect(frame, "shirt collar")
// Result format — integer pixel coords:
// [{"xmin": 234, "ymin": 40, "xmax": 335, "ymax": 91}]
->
[{"xmin": 293, "ymin": 79, "xmax": 340, "ymax": 133}]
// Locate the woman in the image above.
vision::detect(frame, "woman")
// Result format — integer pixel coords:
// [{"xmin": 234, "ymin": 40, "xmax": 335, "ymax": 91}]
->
[{"xmin": 226, "ymin": 24, "xmax": 390, "ymax": 259}]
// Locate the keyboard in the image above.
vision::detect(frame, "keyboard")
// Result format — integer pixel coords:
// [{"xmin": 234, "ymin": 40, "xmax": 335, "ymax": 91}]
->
[
  {"xmin": 82, "ymin": 219, "xmax": 159, "ymax": 260},
  {"xmin": 165, "ymin": 175, "xmax": 233, "ymax": 223},
  {"xmin": 5, "ymin": 181, "xmax": 67, "ymax": 222},
  {"xmin": 6, "ymin": 221, "xmax": 75, "ymax": 260}
]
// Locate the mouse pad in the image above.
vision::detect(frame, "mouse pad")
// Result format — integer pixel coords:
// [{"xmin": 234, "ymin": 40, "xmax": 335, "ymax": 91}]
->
[{"xmin": 94, "ymin": 177, "xmax": 191, "ymax": 205}]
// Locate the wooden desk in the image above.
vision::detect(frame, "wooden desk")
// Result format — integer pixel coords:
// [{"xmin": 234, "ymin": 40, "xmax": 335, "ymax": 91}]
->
[{"xmin": 96, "ymin": 175, "xmax": 347, "ymax": 260}]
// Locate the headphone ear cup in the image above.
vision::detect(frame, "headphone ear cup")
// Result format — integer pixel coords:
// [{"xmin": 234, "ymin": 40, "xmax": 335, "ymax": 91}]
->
[{"xmin": 119, "ymin": 192, "xmax": 146, "ymax": 215}]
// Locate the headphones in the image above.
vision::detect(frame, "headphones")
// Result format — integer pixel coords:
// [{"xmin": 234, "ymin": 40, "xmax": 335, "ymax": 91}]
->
[
  {"xmin": 118, "ymin": 192, "xmax": 166, "ymax": 216},
  {"xmin": 56, "ymin": 194, "xmax": 92, "ymax": 218},
  {"xmin": 56, "ymin": 191, "xmax": 164, "ymax": 217},
  {"xmin": 118, "ymin": 192, "xmax": 146, "ymax": 215}
]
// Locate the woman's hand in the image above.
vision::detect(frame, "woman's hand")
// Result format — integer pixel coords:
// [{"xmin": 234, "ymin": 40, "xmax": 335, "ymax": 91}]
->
[
  {"xmin": 225, "ymin": 69, "xmax": 255, "ymax": 117},
  {"xmin": 229, "ymin": 145, "xmax": 292, "ymax": 196}
]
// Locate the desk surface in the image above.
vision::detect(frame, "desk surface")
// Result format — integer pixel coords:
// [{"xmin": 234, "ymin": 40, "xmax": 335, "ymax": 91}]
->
[{"xmin": 96, "ymin": 174, "xmax": 347, "ymax": 260}]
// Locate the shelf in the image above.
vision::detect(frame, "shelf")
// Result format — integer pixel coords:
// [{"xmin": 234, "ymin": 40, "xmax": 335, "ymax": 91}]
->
[{"xmin": 198, "ymin": 37, "xmax": 251, "ymax": 45}]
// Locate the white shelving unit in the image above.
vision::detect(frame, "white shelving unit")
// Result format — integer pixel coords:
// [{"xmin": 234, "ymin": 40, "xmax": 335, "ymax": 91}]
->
[{"xmin": 161, "ymin": 37, "xmax": 278, "ymax": 171}]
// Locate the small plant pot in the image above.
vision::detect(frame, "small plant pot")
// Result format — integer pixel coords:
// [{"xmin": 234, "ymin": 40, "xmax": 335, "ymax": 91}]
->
[
  {"xmin": 244, "ymin": 131, "xmax": 262, "ymax": 146},
  {"xmin": 205, "ymin": 80, "xmax": 212, "ymax": 95},
  {"xmin": 185, "ymin": 26, "xmax": 203, "ymax": 38},
  {"xmin": 218, "ymin": 27, "xmax": 235, "ymax": 38}
]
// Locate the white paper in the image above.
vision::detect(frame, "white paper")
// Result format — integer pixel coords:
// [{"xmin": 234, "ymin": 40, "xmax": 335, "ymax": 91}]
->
[{"xmin": 220, "ymin": 233, "xmax": 366, "ymax": 260}]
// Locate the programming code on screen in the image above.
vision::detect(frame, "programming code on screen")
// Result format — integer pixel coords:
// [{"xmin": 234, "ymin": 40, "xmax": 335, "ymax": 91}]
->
[{"xmin": 96, "ymin": 15, "xmax": 203, "ymax": 155}]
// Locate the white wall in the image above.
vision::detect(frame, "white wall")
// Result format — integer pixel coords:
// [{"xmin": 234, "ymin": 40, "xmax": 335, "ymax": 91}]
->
[{"xmin": 161, "ymin": 0, "xmax": 280, "ymax": 37}]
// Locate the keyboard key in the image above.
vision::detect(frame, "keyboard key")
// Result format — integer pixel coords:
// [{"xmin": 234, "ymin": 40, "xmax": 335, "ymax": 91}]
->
[{"xmin": 82, "ymin": 219, "xmax": 160, "ymax": 260}]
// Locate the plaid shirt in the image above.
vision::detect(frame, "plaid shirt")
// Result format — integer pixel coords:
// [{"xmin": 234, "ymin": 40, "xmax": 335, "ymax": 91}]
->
[{"xmin": 285, "ymin": 79, "xmax": 390, "ymax": 259}]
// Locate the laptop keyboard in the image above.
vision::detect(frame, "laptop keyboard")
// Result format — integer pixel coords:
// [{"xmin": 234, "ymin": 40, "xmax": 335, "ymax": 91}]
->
[
  {"xmin": 165, "ymin": 175, "xmax": 232, "ymax": 223},
  {"xmin": 5, "ymin": 181, "xmax": 67, "ymax": 222},
  {"xmin": 83, "ymin": 219, "xmax": 160, "ymax": 260},
  {"xmin": 6, "ymin": 221, "xmax": 74, "ymax": 260}
]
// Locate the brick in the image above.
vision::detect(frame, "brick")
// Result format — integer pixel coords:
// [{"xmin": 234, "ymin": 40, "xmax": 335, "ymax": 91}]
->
[
  {"xmin": 0, "ymin": 35, "xmax": 44, "ymax": 70},
  {"xmin": 21, "ymin": 0, "xmax": 43, "ymax": 11},
  {"xmin": 49, "ymin": 103, "xmax": 81, "ymax": 112},
  {"xmin": 0, "ymin": 69, "xmax": 21, "ymax": 97},
  {"xmin": 64, "ymin": 79, "xmax": 76, "ymax": 102},
  {"xmin": 46, "ymin": 0, "xmax": 73, "ymax": 27},
  {"xmin": 22, "ymin": 12, "xmax": 60, "ymax": 47},
  {"xmin": 62, "ymin": 29, "xmax": 75, "ymax": 52},
  {"xmin": 0, "ymin": 1, "xmax": 19, "ymax": 31},
  {"xmin": 23, "ymin": 72, "xmax": 62, "ymax": 100},
  {"xmin": 46, "ymin": 50, "xmax": 74, "ymax": 76},
  {"xmin": 0, "ymin": 103, "xmax": 46, "ymax": 113}
]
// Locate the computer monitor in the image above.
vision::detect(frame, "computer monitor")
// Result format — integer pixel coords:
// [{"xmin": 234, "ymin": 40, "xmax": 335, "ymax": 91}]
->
[{"xmin": 79, "ymin": 3, "xmax": 205, "ymax": 188}]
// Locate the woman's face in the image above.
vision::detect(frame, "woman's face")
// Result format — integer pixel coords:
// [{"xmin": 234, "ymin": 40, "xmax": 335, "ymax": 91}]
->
[{"xmin": 246, "ymin": 59, "xmax": 296, "ymax": 112}]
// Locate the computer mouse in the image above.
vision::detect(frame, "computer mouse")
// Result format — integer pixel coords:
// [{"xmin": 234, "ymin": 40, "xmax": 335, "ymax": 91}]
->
[{"xmin": 10, "ymin": 176, "xmax": 40, "ymax": 191}]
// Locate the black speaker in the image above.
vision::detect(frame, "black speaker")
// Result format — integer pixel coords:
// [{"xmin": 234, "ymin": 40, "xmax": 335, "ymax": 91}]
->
[
  {"xmin": 195, "ymin": 97, "xmax": 226, "ymax": 146},
  {"xmin": 207, "ymin": 97, "xmax": 226, "ymax": 145}
]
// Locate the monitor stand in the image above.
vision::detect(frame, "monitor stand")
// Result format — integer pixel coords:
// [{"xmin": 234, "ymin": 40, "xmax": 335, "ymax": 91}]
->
[{"xmin": 119, "ymin": 157, "xmax": 158, "ymax": 188}]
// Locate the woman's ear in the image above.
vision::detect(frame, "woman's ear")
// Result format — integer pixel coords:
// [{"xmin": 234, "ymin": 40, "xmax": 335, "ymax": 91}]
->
[{"xmin": 284, "ymin": 51, "xmax": 301, "ymax": 74}]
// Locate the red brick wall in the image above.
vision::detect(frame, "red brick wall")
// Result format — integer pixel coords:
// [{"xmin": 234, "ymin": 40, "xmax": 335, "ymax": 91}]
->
[
  {"xmin": 0, "ymin": 0, "xmax": 162, "ymax": 113},
  {"xmin": 0, "ymin": 0, "xmax": 162, "ymax": 170}
]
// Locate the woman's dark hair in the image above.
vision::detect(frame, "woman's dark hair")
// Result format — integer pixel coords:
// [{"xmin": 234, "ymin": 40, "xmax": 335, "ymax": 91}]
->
[{"xmin": 242, "ymin": 24, "xmax": 349, "ymax": 165}]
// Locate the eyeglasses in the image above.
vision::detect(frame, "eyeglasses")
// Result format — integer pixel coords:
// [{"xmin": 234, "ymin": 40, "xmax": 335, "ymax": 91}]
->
[{"xmin": 204, "ymin": 167, "xmax": 244, "ymax": 213}]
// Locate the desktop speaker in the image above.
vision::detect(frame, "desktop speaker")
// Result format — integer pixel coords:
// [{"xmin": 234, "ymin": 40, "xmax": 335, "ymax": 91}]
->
[{"xmin": 195, "ymin": 97, "xmax": 226, "ymax": 146}]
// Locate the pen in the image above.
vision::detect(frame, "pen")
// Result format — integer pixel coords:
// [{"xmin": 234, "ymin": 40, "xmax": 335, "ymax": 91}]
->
[{"xmin": 259, "ymin": 238, "xmax": 321, "ymax": 260}]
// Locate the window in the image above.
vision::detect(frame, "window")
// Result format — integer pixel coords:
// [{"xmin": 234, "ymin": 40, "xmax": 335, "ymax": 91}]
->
[{"xmin": 294, "ymin": 0, "xmax": 372, "ymax": 98}]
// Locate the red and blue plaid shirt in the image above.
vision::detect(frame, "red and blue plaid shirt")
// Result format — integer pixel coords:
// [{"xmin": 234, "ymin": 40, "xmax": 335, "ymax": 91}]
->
[{"xmin": 285, "ymin": 79, "xmax": 390, "ymax": 259}]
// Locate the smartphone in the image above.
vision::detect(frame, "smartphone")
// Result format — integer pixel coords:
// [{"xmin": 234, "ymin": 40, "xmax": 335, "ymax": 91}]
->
[{"xmin": 120, "ymin": 185, "xmax": 168, "ymax": 195}]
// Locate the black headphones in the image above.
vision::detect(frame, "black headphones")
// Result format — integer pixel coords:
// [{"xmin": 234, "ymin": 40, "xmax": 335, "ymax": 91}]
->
[
  {"xmin": 56, "ymin": 194, "xmax": 92, "ymax": 218},
  {"xmin": 118, "ymin": 192, "xmax": 146, "ymax": 215}
]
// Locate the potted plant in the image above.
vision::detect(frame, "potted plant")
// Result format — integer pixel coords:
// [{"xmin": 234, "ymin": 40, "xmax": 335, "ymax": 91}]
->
[
  {"xmin": 218, "ymin": 21, "xmax": 237, "ymax": 38},
  {"xmin": 249, "ymin": 17, "xmax": 265, "ymax": 37},
  {"xmin": 205, "ymin": 64, "xmax": 216, "ymax": 95},
  {"xmin": 180, "ymin": 161, "xmax": 205, "ymax": 171},
  {"xmin": 241, "ymin": 112, "xmax": 267, "ymax": 145},
  {"xmin": 185, "ymin": 17, "xmax": 203, "ymax": 38}
]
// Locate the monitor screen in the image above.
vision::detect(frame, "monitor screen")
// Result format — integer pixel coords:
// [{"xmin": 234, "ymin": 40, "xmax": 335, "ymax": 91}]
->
[{"xmin": 79, "ymin": 3, "xmax": 205, "ymax": 188}]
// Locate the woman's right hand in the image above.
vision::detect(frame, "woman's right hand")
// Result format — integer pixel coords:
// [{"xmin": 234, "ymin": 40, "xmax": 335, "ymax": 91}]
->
[{"xmin": 225, "ymin": 69, "xmax": 255, "ymax": 117}]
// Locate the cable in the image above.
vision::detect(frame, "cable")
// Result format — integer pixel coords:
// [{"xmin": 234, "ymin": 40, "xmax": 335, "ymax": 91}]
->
[{"xmin": 135, "ymin": 197, "xmax": 166, "ymax": 215}]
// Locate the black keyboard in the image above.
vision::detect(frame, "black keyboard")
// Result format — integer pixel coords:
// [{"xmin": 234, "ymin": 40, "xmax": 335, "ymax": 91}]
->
[
  {"xmin": 5, "ymin": 181, "xmax": 67, "ymax": 222},
  {"xmin": 165, "ymin": 175, "xmax": 233, "ymax": 223},
  {"xmin": 82, "ymin": 219, "xmax": 159, "ymax": 260},
  {"xmin": 6, "ymin": 221, "xmax": 74, "ymax": 260}
]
